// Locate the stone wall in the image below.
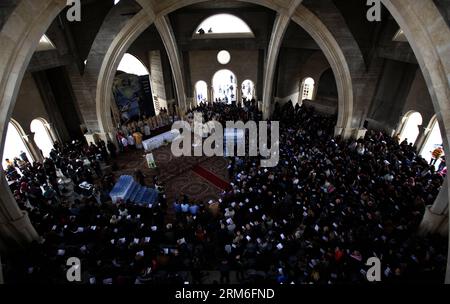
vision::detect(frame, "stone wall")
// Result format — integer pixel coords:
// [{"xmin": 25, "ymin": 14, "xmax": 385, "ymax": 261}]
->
[
  {"xmin": 402, "ymin": 70, "xmax": 436, "ymax": 127},
  {"xmin": 367, "ymin": 59, "xmax": 418, "ymax": 132},
  {"xmin": 188, "ymin": 49, "xmax": 259, "ymax": 98},
  {"xmin": 11, "ymin": 72, "xmax": 50, "ymax": 135}
]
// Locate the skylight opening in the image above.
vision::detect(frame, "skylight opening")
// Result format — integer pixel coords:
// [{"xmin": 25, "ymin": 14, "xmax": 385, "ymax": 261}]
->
[{"xmin": 194, "ymin": 14, "xmax": 254, "ymax": 39}]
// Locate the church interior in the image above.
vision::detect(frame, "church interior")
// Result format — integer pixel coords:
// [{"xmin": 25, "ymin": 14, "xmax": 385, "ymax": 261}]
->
[{"xmin": 0, "ymin": 0, "xmax": 450, "ymax": 285}]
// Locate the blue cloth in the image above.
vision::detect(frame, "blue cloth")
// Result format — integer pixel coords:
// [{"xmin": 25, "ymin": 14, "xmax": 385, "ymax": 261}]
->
[
  {"xmin": 189, "ymin": 204, "xmax": 199, "ymax": 215},
  {"xmin": 181, "ymin": 203, "xmax": 190, "ymax": 213},
  {"xmin": 174, "ymin": 202, "xmax": 182, "ymax": 213}
]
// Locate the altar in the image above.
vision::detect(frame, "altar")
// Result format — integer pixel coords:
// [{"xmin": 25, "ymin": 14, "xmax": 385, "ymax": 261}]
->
[{"xmin": 142, "ymin": 129, "xmax": 180, "ymax": 151}]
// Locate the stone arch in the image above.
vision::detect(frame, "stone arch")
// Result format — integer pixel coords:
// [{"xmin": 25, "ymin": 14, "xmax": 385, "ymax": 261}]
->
[
  {"xmin": 30, "ymin": 117, "xmax": 55, "ymax": 158},
  {"xmin": 0, "ymin": 0, "xmax": 65, "ymax": 249},
  {"xmin": 67, "ymin": 0, "xmax": 145, "ymax": 135},
  {"xmin": 241, "ymin": 79, "xmax": 256, "ymax": 101},
  {"xmin": 3, "ymin": 118, "xmax": 34, "ymax": 165},
  {"xmin": 212, "ymin": 69, "xmax": 238, "ymax": 103},
  {"xmin": 418, "ymin": 114, "xmax": 444, "ymax": 162},
  {"xmin": 97, "ymin": 1, "xmax": 357, "ymax": 138},
  {"xmin": 380, "ymin": 1, "xmax": 450, "ymax": 282},
  {"xmin": 194, "ymin": 80, "xmax": 208, "ymax": 104},
  {"xmin": 397, "ymin": 111, "xmax": 423, "ymax": 145},
  {"xmin": 0, "ymin": 1, "xmax": 450, "ymax": 280}
]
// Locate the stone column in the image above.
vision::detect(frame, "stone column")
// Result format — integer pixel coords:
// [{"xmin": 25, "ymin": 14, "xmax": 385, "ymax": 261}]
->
[
  {"xmin": 23, "ymin": 133, "xmax": 44, "ymax": 163},
  {"xmin": 262, "ymin": 14, "xmax": 290, "ymax": 120},
  {"xmin": 45, "ymin": 122, "xmax": 59, "ymax": 145},
  {"xmin": 335, "ymin": 127, "xmax": 367, "ymax": 140},
  {"xmin": 207, "ymin": 85, "xmax": 213, "ymax": 105},
  {"xmin": 0, "ymin": 174, "xmax": 40, "ymax": 253},
  {"xmin": 155, "ymin": 16, "xmax": 187, "ymax": 114},
  {"xmin": 419, "ymin": 177, "xmax": 449, "ymax": 236},
  {"xmin": 262, "ymin": 0, "xmax": 303, "ymax": 119},
  {"xmin": 0, "ymin": 255, "xmax": 3, "ymax": 284},
  {"xmin": 414, "ymin": 125, "xmax": 428, "ymax": 154},
  {"xmin": 236, "ymin": 86, "xmax": 242, "ymax": 107}
]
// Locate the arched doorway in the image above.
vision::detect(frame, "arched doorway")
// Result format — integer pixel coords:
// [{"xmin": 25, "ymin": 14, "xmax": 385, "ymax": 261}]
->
[
  {"xmin": 30, "ymin": 118, "xmax": 54, "ymax": 158},
  {"xmin": 398, "ymin": 112, "xmax": 423, "ymax": 145},
  {"xmin": 194, "ymin": 81, "xmax": 208, "ymax": 105},
  {"xmin": 300, "ymin": 77, "xmax": 315, "ymax": 101},
  {"xmin": 212, "ymin": 69, "xmax": 237, "ymax": 104},
  {"xmin": 2, "ymin": 120, "xmax": 32, "ymax": 169},
  {"xmin": 241, "ymin": 80, "xmax": 255, "ymax": 101},
  {"xmin": 420, "ymin": 116, "xmax": 444, "ymax": 165}
]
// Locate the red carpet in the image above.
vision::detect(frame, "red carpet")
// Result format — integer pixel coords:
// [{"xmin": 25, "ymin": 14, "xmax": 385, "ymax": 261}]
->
[{"xmin": 193, "ymin": 165, "xmax": 231, "ymax": 191}]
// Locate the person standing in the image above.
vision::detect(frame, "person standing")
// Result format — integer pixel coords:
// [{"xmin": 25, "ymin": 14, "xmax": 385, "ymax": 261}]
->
[
  {"xmin": 133, "ymin": 130, "xmax": 143, "ymax": 149},
  {"xmin": 430, "ymin": 146, "xmax": 444, "ymax": 166},
  {"xmin": 19, "ymin": 150, "xmax": 29, "ymax": 163},
  {"xmin": 107, "ymin": 141, "xmax": 117, "ymax": 159}
]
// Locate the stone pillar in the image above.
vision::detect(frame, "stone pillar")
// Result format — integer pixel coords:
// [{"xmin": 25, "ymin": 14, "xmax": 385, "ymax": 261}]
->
[
  {"xmin": 262, "ymin": 0, "xmax": 303, "ymax": 119},
  {"xmin": 414, "ymin": 125, "xmax": 428, "ymax": 154},
  {"xmin": 236, "ymin": 86, "xmax": 242, "ymax": 107},
  {"xmin": 23, "ymin": 133, "xmax": 44, "ymax": 163},
  {"xmin": 45, "ymin": 122, "xmax": 59, "ymax": 145},
  {"xmin": 155, "ymin": 16, "xmax": 187, "ymax": 113},
  {"xmin": 207, "ymin": 86, "xmax": 213, "ymax": 105},
  {"xmin": 0, "ymin": 174, "xmax": 40, "ymax": 253},
  {"xmin": 335, "ymin": 127, "xmax": 367, "ymax": 140},
  {"xmin": 419, "ymin": 178, "xmax": 449, "ymax": 236},
  {"xmin": 262, "ymin": 14, "xmax": 290, "ymax": 120},
  {"xmin": 0, "ymin": 255, "xmax": 3, "ymax": 284}
]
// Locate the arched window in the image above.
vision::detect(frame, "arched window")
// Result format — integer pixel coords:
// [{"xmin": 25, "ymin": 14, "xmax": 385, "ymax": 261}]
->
[
  {"xmin": 118, "ymin": 53, "xmax": 149, "ymax": 76},
  {"xmin": 399, "ymin": 112, "xmax": 423, "ymax": 145},
  {"xmin": 117, "ymin": 53, "xmax": 160, "ymax": 115},
  {"xmin": 301, "ymin": 77, "xmax": 315, "ymax": 101},
  {"xmin": 2, "ymin": 120, "xmax": 32, "ymax": 169},
  {"xmin": 195, "ymin": 81, "xmax": 208, "ymax": 104},
  {"xmin": 194, "ymin": 14, "xmax": 254, "ymax": 39},
  {"xmin": 30, "ymin": 118, "xmax": 54, "ymax": 158},
  {"xmin": 420, "ymin": 116, "xmax": 444, "ymax": 165},
  {"xmin": 241, "ymin": 80, "xmax": 255, "ymax": 101},
  {"xmin": 212, "ymin": 69, "xmax": 237, "ymax": 104}
]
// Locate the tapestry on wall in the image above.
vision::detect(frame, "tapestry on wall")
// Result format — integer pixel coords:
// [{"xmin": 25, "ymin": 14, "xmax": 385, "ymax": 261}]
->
[{"xmin": 112, "ymin": 73, "xmax": 155, "ymax": 123}]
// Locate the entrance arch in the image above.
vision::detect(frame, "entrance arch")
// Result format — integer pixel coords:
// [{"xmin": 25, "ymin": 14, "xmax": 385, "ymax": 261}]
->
[
  {"xmin": 212, "ymin": 69, "xmax": 237, "ymax": 104},
  {"xmin": 398, "ymin": 111, "xmax": 423, "ymax": 145},
  {"xmin": 420, "ymin": 115, "xmax": 444, "ymax": 164},
  {"xmin": 30, "ymin": 118, "xmax": 54, "ymax": 158},
  {"xmin": 241, "ymin": 80, "xmax": 255, "ymax": 101},
  {"xmin": 2, "ymin": 120, "xmax": 32, "ymax": 169},
  {"xmin": 194, "ymin": 80, "xmax": 208, "ymax": 104},
  {"xmin": 96, "ymin": 0, "xmax": 357, "ymax": 137}
]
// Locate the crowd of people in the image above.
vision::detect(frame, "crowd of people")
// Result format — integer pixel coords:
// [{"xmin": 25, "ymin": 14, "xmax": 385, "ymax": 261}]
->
[
  {"xmin": 115, "ymin": 108, "xmax": 174, "ymax": 151},
  {"xmin": 2, "ymin": 101, "xmax": 448, "ymax": 284}
]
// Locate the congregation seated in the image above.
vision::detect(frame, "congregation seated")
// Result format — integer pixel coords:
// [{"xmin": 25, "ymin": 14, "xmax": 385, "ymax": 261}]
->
[{"xmin": 2, "ymin": 103, "xmax": 448, "ymax": 284}]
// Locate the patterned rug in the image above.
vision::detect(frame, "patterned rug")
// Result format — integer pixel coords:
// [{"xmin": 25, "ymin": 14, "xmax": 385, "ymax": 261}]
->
[{"xmin": 112, "ymin": 144, "xmax": 229, "ymax": 206}]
